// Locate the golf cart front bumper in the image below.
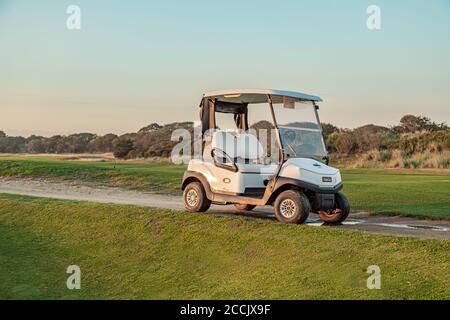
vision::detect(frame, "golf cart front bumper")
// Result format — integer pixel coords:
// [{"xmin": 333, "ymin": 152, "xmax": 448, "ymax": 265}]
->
[{"xmin": 274, "ymin": 177, "xmax": 343, "ymax": 194}]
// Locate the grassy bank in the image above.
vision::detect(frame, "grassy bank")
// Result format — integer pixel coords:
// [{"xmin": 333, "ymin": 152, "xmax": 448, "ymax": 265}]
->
[
  {"xmin": 0, "ymin": 194, "xmax": 448, "ymax": 299},
  {"xmin": 0, "ymin": 156, "xmax": 449, "ymax": 219},
  {"xmin": 0, "ymin": 156, "xmax": 184, "ymax": 194}
]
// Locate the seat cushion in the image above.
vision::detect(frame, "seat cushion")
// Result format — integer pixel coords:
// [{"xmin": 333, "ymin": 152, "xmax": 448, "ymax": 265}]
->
[
  {"xmin": 211, "ymin": 131, "xmax": 237, "ymax": 158},
  {"xmin": 236, "ymin": 133, "xmax": 265, "ymax": 161}
]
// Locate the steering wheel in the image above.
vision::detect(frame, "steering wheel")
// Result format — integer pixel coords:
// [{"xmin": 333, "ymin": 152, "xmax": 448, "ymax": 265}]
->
[
  {"xmin": 284, "ymin": 130, "xmax": 296, "ymax": 143},
  {"xmin": 283, "ymin": 130, "xmax": 297, "ymax": 157},
  {"xmin": 299, "ymin": 143, "xmax": 317, "ymax": 154}
]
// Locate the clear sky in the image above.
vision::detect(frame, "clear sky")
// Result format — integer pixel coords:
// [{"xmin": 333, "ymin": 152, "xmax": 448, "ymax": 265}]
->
[{"xmin": 1, "ymin": 0, "xmax": 449, "ymax": 136}]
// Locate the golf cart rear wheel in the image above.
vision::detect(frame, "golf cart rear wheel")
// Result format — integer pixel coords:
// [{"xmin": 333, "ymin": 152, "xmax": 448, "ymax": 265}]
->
[
  {"xmin": 318, "ymin": 192, "xmax": 350, "ymax": 223},
  {"xmin": 274, "ymin": 190, "xmax": 310, "ymax": 224},
  {"xmin": 234, "ymin": 204, "xmax": 256, "ymax": 211},
  {"xmin": 183, "ymin": 181, "xmax": 211, "ymax": 213}
]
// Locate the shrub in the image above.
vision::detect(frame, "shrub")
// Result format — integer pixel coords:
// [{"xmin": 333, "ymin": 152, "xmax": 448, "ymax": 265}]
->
[
  {"xmin": 335, "ymin": 131, "xmax": 358, "ymax": 154},
  {"xmin": 399, "ymin": 131, "xmax": 450, "ymax": 154},
  {"xmin": 379, "ymin": 150, "xmax": 392, "ymax": 162},
  {"xmin": 438, "ymin": 158, "xmax": 450, "ymax": 169},
  {"xmin": 403, "ymin": 159, "xmax": 422, "ymax": 169},
  {"xmin": 113, "ymin": 139, "xmax": 134, "ymax": 159},
  {"xmin": 400, "ymin": 150, "xmax": 411, "ymax": 159},
  {"xmin": 325, "ymin": 132, "xmax": 339, "ymax": 153}
]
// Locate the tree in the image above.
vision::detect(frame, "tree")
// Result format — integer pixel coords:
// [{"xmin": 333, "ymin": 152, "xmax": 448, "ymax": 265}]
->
[
  {"xmin": 335, "ymin": 131, "xmax": 358, "ymax": 154},
  {"xmin": 88, "ymin": 134, "xmax": 118, "ymax": 153},
  {"xmin": 321, "ymin": 123, "xmax": 340, "ymax": 142},
  {"xmin": 400, "ymin": 115, "xmax": 427, "ymax": 133},
  {"xmin": 424, "ymin": 119, "xmax": 449, "ymax": 132},
  {"xmin": 26, "ymin": 137, "xmax": 47, "ymax": 153},
  {"xmin": 138, "ymin": 123, "xmax": 163, "ymax": 133},
  {"xmin": 396, "ymin": 115, "xmax": 448, "ymax": 133},
  {"xmin": 0, "ymin": 131, "xmax": 6, "ymax": 138},
  {"xmin": 64, "ymin": 133, "xmax": 97, "ymax": 153},
  {"xmin": 113, "ymin": 139, "xmax": 134, "ymax": 159}
]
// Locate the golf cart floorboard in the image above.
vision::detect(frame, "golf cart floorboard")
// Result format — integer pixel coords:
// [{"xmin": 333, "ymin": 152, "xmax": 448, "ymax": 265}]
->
[
  {"xmin": 212, "ymin": 193, "xmax": 265, "ymax": 206},
  {"xmin": 241, "ymin": 188, "xmax": 266, "ymax": 198}
]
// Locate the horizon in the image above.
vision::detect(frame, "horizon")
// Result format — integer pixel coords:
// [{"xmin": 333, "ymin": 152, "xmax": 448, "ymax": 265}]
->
[{"xmin": 1, "ymin": 1, "xmax": 450, "ymax": 136}]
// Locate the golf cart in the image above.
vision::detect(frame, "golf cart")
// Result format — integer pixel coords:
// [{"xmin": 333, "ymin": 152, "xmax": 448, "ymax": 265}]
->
[{"xmin": 182, "ymin": 89, "xmax": 349, "ymax": 224}]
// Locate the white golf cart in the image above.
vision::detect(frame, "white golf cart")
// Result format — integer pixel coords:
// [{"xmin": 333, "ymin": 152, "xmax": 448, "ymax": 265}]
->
[{"xmin": 182, "ymin": 89, "xmax": 349, "ymax": 224}]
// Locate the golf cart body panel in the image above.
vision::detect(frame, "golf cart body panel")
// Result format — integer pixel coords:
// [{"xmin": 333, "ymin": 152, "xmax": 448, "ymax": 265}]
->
[
  {"xmin": 279, "ymin": 158, "xmax": 341, "ymax": 189},
  {"xmin": 182, "ymin": 89, "xmax": 349, "ymax": 223},
  {"xmin": 185, "ymin": 160, "xmax": 276, "ymax": 196}
]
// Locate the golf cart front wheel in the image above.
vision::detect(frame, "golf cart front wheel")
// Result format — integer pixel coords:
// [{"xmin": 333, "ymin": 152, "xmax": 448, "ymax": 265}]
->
[
  {"xmin": 234, "ymin": 204, "xmax": 256, "ymax": 211},
  {"xmin": 318, "ymin": 192, "xmax": 350, "ymax": 223},
  {"xmin": 274, "ymin": 190, "xmax": 310, "ymax": 224},
  {"xmin": 183, "ymin": 181, "xmax": 211, "ymax": 213}
]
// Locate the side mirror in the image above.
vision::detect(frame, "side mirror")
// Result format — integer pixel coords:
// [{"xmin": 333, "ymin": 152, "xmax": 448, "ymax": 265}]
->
[{"xmin": 322, "ymin": 156, "xmax": 329, "ymax": 165}]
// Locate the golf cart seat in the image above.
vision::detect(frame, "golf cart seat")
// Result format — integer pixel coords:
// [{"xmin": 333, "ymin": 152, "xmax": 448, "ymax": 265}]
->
[{"xmin": 211, "ymin": 131, "xmax": 277, "ymax": 174}]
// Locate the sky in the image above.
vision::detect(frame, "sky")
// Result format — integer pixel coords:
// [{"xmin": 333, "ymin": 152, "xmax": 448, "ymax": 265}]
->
[{"xmin": 1, "ymin": 0, "xmax": 449, "ymax": 137}]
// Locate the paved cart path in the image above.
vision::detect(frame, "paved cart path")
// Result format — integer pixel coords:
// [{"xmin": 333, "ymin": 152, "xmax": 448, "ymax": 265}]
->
[{"xmin": 0, "ymin": 178, "xmax": 449, "ymax": 240}]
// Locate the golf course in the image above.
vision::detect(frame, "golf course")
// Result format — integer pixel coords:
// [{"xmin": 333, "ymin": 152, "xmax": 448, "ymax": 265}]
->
[
  {"xmin": 0, "ymin": 194, "xmax": 449, "ymax": 299},
  {"xmin": 0, "ymin": 156, "xmax": 449, "ymax": 299}
]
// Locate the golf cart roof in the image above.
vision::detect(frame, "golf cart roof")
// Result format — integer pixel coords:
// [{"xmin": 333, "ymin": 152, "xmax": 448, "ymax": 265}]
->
[{"xmin": 203, "ymin": 88, "xmax": 322, "ymax": 104}]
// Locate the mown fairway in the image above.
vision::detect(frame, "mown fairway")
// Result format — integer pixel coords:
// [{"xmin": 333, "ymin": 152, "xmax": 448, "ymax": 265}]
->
[
  {"xmin": 0, "ymin": 194, "xmax": 448, "ymax": 300},
  {"xmin": 343, "ymin": 169, "xmax": 450, "ymax": 220},
  {"xmin": 0, "ymin": 156, "xmax": 449, "ymax": 219}
]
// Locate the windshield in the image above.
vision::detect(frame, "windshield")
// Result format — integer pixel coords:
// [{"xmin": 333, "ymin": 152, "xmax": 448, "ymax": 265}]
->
[{"xmin": 273, "ymin": 99, "xmax": 327, "ymax": 159}]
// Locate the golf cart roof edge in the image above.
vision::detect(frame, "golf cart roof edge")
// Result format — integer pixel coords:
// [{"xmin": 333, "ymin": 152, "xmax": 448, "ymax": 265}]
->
[{"xmin": 203, "ymin": 88, "xmax": 323, "ymax": 102}]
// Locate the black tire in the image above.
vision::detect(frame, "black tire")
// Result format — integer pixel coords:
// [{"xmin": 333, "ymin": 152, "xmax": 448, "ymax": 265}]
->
[
  {"xmin": 234, "ymin": 204, "xmax": 256, "ymax": 211},
  {"xmin": 183, "ymin": 181, "xmax": 211, "ymax": 213},
  {"xmin": 318, "ymin": 192, "xmax": 350, "ymax": 223},
  {"xmin": 274, "ymin": 190, "xmax": 310, "ymax": 224}
]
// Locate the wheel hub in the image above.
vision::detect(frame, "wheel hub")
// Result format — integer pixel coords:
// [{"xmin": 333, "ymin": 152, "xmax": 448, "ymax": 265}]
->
[
  {"xmin": 186, "ymin": 189, "xmax": 199, "ymax": 207},
  {"xmin": 320, "ymin": 208, "xmax": 342, "ymax": 216},
  {"xmin": 280, "ymin": 199, "xmax": 296, "ymax": 218}
]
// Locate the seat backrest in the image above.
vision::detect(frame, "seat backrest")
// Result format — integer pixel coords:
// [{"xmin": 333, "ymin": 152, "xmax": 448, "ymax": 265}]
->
[
  {"xmin": 236, "ymin": 133, "xmax": 264, "ymax": 161},
  {"xmin": 211, "ymin": 131, "xmax": 238, "ymax": 158}
]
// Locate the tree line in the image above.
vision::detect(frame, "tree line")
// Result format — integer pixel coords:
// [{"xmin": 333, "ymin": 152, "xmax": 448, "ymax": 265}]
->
[
  {"xmin": 322, "ymin": 115, "xmax": 449, "ymax": 155},
  {"xmin": 1, "ymin": 115, "xmax": 448, "ymax": 159}
]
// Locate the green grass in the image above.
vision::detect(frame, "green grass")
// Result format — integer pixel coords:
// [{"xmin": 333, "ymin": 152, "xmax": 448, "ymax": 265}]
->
[
  {"xmin": 342, "ymin": 169, "xmax": 450, "ymax": 220},
  {"xmin": 0, "ymin": 194, "xmax": 448, "ymax": 300},
  {"xmin": 0, "ymin": 156, "xmax": 185, "ymax": 194},
  {"xmin": 0, "ymin": 156, "xmax": 449, "ymax": 219}
]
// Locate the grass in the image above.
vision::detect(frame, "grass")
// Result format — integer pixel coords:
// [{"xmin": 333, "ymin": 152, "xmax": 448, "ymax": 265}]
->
[
  {"xmin": 0, "ymin": 156, "xmax": 449, "ymax": 219},
  {"xmin": 0, "ymin": 193, "xmax": 448, "ymax": 300},
  {"xmin": 0, "ymin": 156, "xmax": 185, "ymax": 194},
  {"xmin": 343, "ymin": 169, "xmax": 450, "ymax": 220}
]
